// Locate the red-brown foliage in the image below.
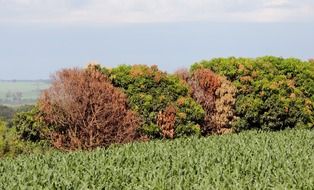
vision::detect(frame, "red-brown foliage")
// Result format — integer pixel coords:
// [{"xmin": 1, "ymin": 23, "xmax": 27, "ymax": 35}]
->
[
  {"xmin": 38, "ymin": 66, "xmax": 140, "ymax": 150},
  {"xmin": 157, "ymin": 105, "xmax": 177, "ymax": 139},
  {"xmin": 190, "ymin": 69, "xmax": 221, "ymax": 114},
  {"xmin": 174, "ymin": 68, "xmax": 190, "ymax": 83},
  {"xmin": 210, "ymin": 76, "xmax": 237, "ymax": 134},
  {"xmin": 176, "ymin": 68, "xmax": 236, "ymax": 134}
]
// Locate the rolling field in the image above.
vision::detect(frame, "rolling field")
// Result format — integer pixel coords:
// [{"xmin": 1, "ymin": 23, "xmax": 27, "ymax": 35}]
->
[
  {"xmin": 0, "ymin": 80, "xmax": 50, "ymax": 105},
  {"xmin": 0, "ymin": 130, "xmax": 313, "ymax": 189}
]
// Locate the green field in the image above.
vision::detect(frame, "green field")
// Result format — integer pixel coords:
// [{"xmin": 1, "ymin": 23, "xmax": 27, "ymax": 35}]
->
[
  {"xmin": 0, "ymin": 129, "xmax": 313, "ymax": 189},
  {"xmin": 0, "ymin": 80, "xmax": 50, "ymax": 106}
]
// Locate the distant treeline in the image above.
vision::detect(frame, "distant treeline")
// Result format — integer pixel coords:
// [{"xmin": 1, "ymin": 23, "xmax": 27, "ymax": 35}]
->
[
  {"xmin": 1, "ymin": 56, "xmax": 314, "ymax": 157},
  {"xmin": 0, "ymin": 80, "xmax": 51, "ymax": 106}
]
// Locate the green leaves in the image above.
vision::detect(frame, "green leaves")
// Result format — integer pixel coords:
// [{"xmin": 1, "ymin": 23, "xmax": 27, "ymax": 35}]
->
[
  {"xmin": 192, "ymin": 56, "xmax": 314, "ymax": 131},
  {"xmin": 104, "ymin": 64, "xmax": 204, "ymax": 138},
  {"xmin": 0, "ymin": 130, "xmax": 313, "ymax": 189},
  {"xmin": 12, "ymin": 106, "xmax": 47, "ymax": 142}
]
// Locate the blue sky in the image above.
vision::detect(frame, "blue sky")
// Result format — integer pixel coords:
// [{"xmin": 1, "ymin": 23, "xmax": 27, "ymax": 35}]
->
[{"xmin": 0, "ymin": 0, "xmax": 314, "ymax": 79}]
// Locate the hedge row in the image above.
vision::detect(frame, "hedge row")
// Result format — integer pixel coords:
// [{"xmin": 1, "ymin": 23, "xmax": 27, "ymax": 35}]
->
[
  {"xmin": 191, "ymin": 56, "xmax": 314, "ymax": 131},
  {"xmin": 9, "ymin": 56, "xmax": 314, "ymax": 151}
]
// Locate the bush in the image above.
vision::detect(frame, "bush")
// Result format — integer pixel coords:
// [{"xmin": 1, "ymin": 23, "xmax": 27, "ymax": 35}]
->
[
  {"xmin": 38, "ymin": 66, "xmax": 141, "ymax": 150},
  {"xmin": 191, "ymin": 56, "xmax": 314, "ymax": 131},
  {"xmin": 103, "ymin": 64, "xmax": 205, "ymax": 138},
  {"xmin": 176, "ymin": 68, "xmax": 237, "ymax": 134},
  {"xmin": 12, "ymin": 106, "xmax": 46, "ymax": 142},
  {"xmin": 209, "ymin": 76, "xmax": 237, "ymax": 133},
  {"xmin": 0, "ymin": 120, "xmax": 51, "ymax": 158}
]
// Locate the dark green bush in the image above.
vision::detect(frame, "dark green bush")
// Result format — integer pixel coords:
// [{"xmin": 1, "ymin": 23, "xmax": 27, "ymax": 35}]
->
[
  {"xmin": 0, "ymin": 105, "xmax": 15, "ymax": 121},
  {"xmin": 12, "ymin": 106, "xmax": 47, "ymax": 142},
  {"xmin": 0, "ymin": 120, "xmax": 51, "ymax": 158},
  {"xmin": 192, "ymin": 56, "xmax": 314, "ymax": 131},
  {"xmin": 102, "ymin": 64, "xmax": 205, "ymax": 138}
]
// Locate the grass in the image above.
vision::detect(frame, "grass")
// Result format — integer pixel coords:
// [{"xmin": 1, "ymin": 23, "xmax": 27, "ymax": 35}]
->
[{"xmin": 0, "ymin": 129, "xmax": 313, "ymax": 189}]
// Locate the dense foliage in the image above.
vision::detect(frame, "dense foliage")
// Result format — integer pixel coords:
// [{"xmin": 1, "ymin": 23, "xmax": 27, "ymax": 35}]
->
[
  {"xmin": 191, "ymin": 56, "xmax": 314, "ymax": 131},
  {"xmin": 0, "ymin": 120, "xmax": 51, "ymax": 158},
  {"xmin": 4, "ymin": 56, "xmax": 314, "ymax": 155},
  {"xmin": 12, "ymin": 106, "xmax": 46, "ymax": 142},
  {"xmin": 0, "ymin": 130, "xmax": 313, "ymax": 189},
  {"xmin": 37, "ymin": 66, "xmax": 140, "ymax": 150},
  {"xmin": 103, "ymin": 64, "xmax": 205, "ymax": 138},
  {"xmin": 176, "ymin": 68, "xmax": 237, "ymax": 134},
  {"xmin": 1, "ymin": 57, "xmax": 314, "ymax": 190}
]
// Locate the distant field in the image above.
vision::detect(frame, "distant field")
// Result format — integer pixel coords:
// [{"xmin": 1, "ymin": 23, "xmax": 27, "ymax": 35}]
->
[{"xmin": 0, "ymin": 80, "xmax": 50, "ymax": 106}]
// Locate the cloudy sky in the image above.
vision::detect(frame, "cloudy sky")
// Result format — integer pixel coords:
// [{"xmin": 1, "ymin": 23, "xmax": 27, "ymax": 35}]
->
[{"xmin": 0, "ymin": 0, "xmax": 314, "ymax": 79}]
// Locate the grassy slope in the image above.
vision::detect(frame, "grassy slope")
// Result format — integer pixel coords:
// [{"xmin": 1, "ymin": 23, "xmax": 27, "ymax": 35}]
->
[{"xmin": 0, "ymin": 130, "xmax": 313, "ymax": 189}]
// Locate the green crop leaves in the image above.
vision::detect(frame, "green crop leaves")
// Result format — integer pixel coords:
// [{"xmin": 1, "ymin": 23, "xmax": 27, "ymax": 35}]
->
[{"xmin": 0, "ymin": 130, "xmax": 313, "ymax": 189}]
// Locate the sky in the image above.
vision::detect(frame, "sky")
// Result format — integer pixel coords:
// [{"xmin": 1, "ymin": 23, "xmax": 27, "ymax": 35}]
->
[{"xmin": 0, "ymin": 0, "xmax": 314, "ymax": 79}]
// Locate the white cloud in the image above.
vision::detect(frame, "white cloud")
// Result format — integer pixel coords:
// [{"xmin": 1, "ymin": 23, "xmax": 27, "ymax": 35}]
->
[
  {"xmin": 264, "ymin": 0, "xmax": 290, "ymax": 8},
  {"xmin": 0, "ymin": 0, "xmax": 313, "ymax": 24}
]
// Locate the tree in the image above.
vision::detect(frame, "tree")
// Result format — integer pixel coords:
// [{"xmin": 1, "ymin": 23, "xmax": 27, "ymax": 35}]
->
[{"xmin": 38, "ymin": 66, "xmax": 141, "ymax": 150}]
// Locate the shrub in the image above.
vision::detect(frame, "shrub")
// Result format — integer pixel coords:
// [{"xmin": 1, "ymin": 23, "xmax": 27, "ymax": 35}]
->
[
  {"xmin": 192, "ymin": 56, "xmax": 314, "ymax": 131},
  {"xmin": 209, "ymin": 76, "xmax": 237, "ymax": 134},
  {"xmin": 0, "ymin": 120, "xmax": 22, "ymax": 158},
  {"xmin": 157, "ymin": 105, "xmax": 176, "ymax": 138},
  {"xmin": 176, "ymin": 68, "xmax": 237, "ymax": 134},
  {"xmin": 103, "ymin": 64, "xmax": 204, "ymax": 138},
  {"xmin": 0, "ymin": 120, "xmax": 51, "ymax": 158},
  {"xmin": 38, "ymin": 67, "xmax": 140, "ymax": 150},
  {"xmin": 174, "ymin": 97, "xmax": 203, "ymax": 137},
  {"xmin": 12, "ymin": 106, "xmax": 46, "ymax": 142}
]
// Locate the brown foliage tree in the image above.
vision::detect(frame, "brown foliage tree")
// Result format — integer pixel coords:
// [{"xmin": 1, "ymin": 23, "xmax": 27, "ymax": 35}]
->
[
  {"xmin": 157, "ymin": 105, "xmax": 177, "ymax": 139},
  {"xmin": 209, "ymin": 76, "xmax": 237, "ymax": 134},
  {"xmin": 190, "ymin": 69, "xmax": 221, "ymax": 113},
  {"xmin": 38, "ymin": 66, "xmax": 140, "ymax": 150},
  {"xmin": 176, "ymin": 68, "xmax": 237, "ymax": 134}
]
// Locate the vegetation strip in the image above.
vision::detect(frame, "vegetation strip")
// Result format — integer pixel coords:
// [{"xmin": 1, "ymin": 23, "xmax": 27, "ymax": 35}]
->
[{"xmin": 0, "ymin": 130, "xmax": 313, "ymax": 189}]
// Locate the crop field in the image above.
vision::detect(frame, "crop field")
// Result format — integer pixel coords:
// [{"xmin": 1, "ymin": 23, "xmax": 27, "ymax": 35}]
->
[
  {"xmin": 0, "ymin": 129, "xmax": 313, "ymax": 189},
  {"xmin": 0, "ymin": 80, "xmax": 50, "ymax": 106}
]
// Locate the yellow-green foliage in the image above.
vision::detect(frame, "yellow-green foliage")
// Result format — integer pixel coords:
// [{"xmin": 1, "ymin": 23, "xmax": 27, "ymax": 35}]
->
[
  {"xmin": 102, "ymin": 64, "xmax": 205, "ymax": 138},
  {"xmin": 12, "ymin": 106, "xmax": 46, "ymax": 142},
  {"xmin": 192, "ymin": 56, "xmax": 314, "ymax": 131},
  {"xmin": 0, "ymin": 130, "xmax": 313, "ymax": 189},
  {"xmin": 0, "ymin": 120, "xmax": 19, "ymax": 157},
  {"xmin": 0, "ymin": 120, "xmax": 25, "ymax": 158},
  {"xmin": 0, "ymin": 120, "xmax": 51, "ymax": 158}
]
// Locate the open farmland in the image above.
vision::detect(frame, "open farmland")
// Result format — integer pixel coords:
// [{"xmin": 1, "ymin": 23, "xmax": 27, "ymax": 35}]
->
[
  {"xmin": 0, "ymin": 80, "xmax": 50, "ymax": 106},
  {"xmin": 0, "ymin": 129, "xmax": 313, "ymax": 189}
]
